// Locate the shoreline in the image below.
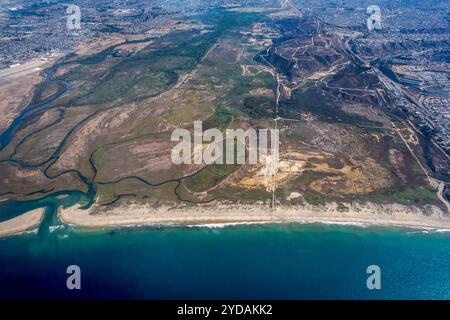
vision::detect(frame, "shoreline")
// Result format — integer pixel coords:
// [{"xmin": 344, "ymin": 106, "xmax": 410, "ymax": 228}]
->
[
  {"xmin": 58, "ymin": 202, "xmax": 450, "ymax": 231},
  {"xmin": 0, "ymin": 208, "xmax": 45, "ymax": 237}
]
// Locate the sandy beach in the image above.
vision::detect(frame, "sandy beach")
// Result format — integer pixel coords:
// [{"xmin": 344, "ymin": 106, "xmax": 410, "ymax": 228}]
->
[
  {"xmin": 58, "ymin": 201, "xmax": 450, "ymax": 230},
  {"xmin": 0, "ymin": 208, "xmax": 45, "ymax": 237}
]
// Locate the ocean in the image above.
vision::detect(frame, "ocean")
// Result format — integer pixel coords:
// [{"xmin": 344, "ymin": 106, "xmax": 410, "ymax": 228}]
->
[{"xmin": 1, "ymin": 195, "xmax": 450, "ymax": 299}]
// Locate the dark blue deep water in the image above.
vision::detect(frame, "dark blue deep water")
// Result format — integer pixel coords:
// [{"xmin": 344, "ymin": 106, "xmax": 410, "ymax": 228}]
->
[{"xmin": 1, "ymin": 196, "xmax": 450, "ymax": 300}]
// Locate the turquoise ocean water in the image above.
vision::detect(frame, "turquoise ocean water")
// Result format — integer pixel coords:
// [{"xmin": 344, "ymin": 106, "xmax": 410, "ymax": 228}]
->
[{"xmin": 1, "ymin": 194, "xmax": 450, "ymax": 299}]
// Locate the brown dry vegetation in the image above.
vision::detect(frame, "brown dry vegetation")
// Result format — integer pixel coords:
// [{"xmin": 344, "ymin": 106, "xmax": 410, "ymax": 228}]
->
[{"xmin": 0, "ymin": 10, "xmax": 441, "ymax": 211}]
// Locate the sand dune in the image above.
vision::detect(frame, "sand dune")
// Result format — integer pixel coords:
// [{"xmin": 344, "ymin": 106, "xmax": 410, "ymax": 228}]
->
[
  {"xmin": 58, "ymin": 202, "xmax": 450, "ymax": 230},
  {"xmin": 0, "ymin": 208, "xmax": 45, "ymax": 237}
]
